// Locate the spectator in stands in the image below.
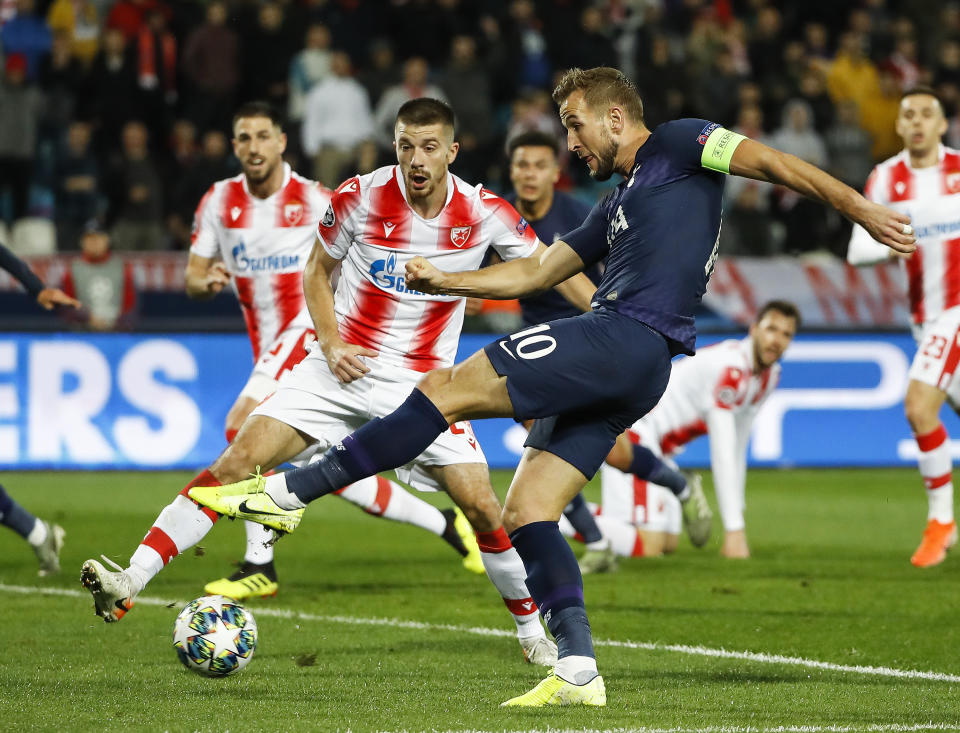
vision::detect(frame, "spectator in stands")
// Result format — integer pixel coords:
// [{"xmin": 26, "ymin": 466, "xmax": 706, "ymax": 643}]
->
[
  {"xmin": 181, "ymin": 0, "xmax": 239, "ymax": 134},
  {"xmin": 634, "ymin": 34, "xmax": 687, "ymax": 128},
  {"xmin": 133, "ymin": 7, "xmax": 177, "ymax": 141},
  {"xmin": 162, "ymin": 119, "xmax": 198, "ymax": 202},
  {"xmin": 373, "ymin": 57, "xmax": 446, "ymax": 159},
  {"xmin": 54, "ymin": 120, "xmax": 101, "ymax": 251},
  {"xmin": 242, "ymin": 2, "xmax": 294, "ymax": 110},
  {"xmin": 105, "ymin": 120, "xmax": 165, "ymax": 251},
  {"xmin": 60, "ymin": 222, "xmax": 137, "ymax": 331},
  {"xmin": 564, "ymin": 6, "xmax": 617, "ymax": 71},
  {"xmin": 795, "ymin": 68, "xmax": 835, "ymax": 133},
  {"xmin": 934, "ymin": 37, "xmax": 960, "ymax": 91},
  {"xmin": 302, "ymin": 51, "xmax": 376, "ymax": 189},
  {"xmin": 691, "ymin": 47, "xmax": 743, "ymax": 127},
  {"xmin": 770, "ymin": 99, "xmax": 829, "ymax": 253},
  {"xmin": 860, "ymin": 68, "xmax": 905, "ymax": 161},
  {"xmin": 502, "ymin": 0, "xmax": 552, "ymax": 93},
  {"xmin": 357, "ymin": 39, "xmax": 400, "ymax": 109},
  {"xmin": 288, "ymin": 23, "xmax": 333, "ymax": 126},
  {"xmin": 747, "ymin": 5, "xmax": 784, "ymax": 87},
  {"xmin": 105, "ymin": 0, "xmax": 167, "ymax": 43},
  {"xmin": 826, "ymin": 32, "xmax": 880, "ymax": 112},
  {"xmin": 803, "ymin": 22, "xmax": 831, "ymax": 63},
  {"xmin": 38, "ymin": 31, "xmax": 85, "ymax": 145},
  {"xmin": 721, "ymin": 104, "xmax": 778, "ymax": 256},
  {"xmin": 83, "ymin": 27, "xmax": 140, "ymax": 156},
  {"xmin": 46, "ymin": 0, "xmax": 101, "ymax": 67},
  {"xmin": 167, "ymin": 130, "xmax": 235, "ymax": 249},
  {"xmin": 825, "ymin": 100, "xmax": 874, "ymax": 189},
  {"xmin": 0, "ymin": 0, "xmax": 52, "ymax": 81},
  {"xmin": 439, "ymin": 34, "xmax": 494, "ymax": 182},
  {"xmin": 885, "ymin": 35, "xmax": 923, "ymax": 91},
  {"xmin": 0, "ymin": 53, "xmax": 44, "ymax": 224}
]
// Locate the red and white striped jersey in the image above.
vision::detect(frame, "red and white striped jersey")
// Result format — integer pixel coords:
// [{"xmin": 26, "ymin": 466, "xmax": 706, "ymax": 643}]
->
[
  {"xmin": 848, "ymin": 145, "xmax": 960, "ymax": 325},
  {"xmin": 190, "ymin": 164, "xmax": 333, "ymax": 360},
  {"xmin": 636, "ymin": 337, "xmax": 780, "ymax": 456},
  {"xmin": 631, "ymin": 337, "xmax": 780, "ymax": 533},
  {"xmin": 317, "ymin": 166, "xmax": 540, "ymax": 371}
]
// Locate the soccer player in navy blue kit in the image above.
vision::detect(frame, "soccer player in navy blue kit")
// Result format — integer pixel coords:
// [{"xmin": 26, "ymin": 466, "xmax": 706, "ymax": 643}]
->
[
  {"xmin": 0, "ymin": 240, "xmax": 76, "ymax": 575},
  {"xmin": 193, "ymin": 67, "xmax": 917, "ymax": 706}
]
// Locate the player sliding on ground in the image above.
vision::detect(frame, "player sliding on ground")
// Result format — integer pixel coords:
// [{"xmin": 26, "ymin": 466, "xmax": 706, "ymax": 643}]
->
[
  {"xmin": 561, "ymin": 300, "xmax": 799, "ymax": 563},
  {"xmin": 82, "ymin": 97, "xmax": 603, "ymax": 668},
  {"xmin": 189, "ymin": 67, "xmax": 915, "ymax": 707}
]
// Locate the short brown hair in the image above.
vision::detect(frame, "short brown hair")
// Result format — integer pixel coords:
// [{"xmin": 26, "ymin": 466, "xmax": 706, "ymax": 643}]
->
[
  {"xmin": 507, "ymin": 130, "xmax": 560, "ymax": 159},
  {"xmin": 232, "ymin": 101, "xmax": 284, "ymax": 133},
  {"xmin": 756, "ymin": 300, "xmax": 801, "ymax": 329},
  {"xmin": 552, "ymin": 67, "xmax": 644, "ymax": 124},
  {"xmin": 396, "ymin": 97, "xmax": 456, "ymax": 134}
]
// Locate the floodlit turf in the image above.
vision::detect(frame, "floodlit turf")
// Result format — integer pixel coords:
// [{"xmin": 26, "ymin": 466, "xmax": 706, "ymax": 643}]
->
[{"xmin": 1, "ymin": 468, "xmax": 959, "ymax": 732}]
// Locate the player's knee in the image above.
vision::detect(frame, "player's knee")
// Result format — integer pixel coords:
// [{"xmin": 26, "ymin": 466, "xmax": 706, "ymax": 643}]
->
[{"xmin": 211, "ymin": 441, "xmax": 255, "ymax": 484}]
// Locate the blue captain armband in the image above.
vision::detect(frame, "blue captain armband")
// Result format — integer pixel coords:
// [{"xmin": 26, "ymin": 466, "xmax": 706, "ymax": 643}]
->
[{"xmin": 700, "ymin": 127, "xmax": 747, "ymax": 174}]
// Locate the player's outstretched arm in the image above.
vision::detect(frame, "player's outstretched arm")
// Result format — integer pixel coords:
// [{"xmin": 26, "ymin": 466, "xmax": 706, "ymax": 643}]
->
[
  {"xmin": 303, "ymin": 238, "xmax": 377, "ymax": 383},
  {"xmin": 36, "ymin": 287, "xmax": 80, "ymax": 310},
  {"xmin": 184, "ymin": 253, "xmax": 230, "ymax": 299},
  {"xmin": 406, "ymin": 240, "xmax": 587, "ymax": 300},
  {"xmin": 728, "ymin": 139, "xmax": 916, "ymax": 254}
]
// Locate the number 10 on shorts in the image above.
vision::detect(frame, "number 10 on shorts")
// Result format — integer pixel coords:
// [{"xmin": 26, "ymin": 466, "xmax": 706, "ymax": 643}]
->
[{"xmin": 498, "ymin": 324, "xmax": 558, "ymax": 360}]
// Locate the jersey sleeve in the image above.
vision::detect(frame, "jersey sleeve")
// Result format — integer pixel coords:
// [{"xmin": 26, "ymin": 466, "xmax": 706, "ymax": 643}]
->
[
  {"xmin": 0, "ymin": 240, "xmax": 44, "ymax": 297},
  {"xmin": 189, "ymin": 184, "xmax": 220, "ymax": 258},
  {"xmin": 483, "ymin": 192, "xmax": 540, "ymax": 261},
  {"xmin": 846, "ymin": 166, "xmax": 892, "ymax": 266},
  {"xmin": 561, "ymin": 202, "xmax": 609, "ymax": 267},
  {"xmin": 317, "ymin": 177, "xmax": 362, "ymax": 260},
  {"xmin": 656, "ymin": 119, "xmax": 746, "ymax": 174}
]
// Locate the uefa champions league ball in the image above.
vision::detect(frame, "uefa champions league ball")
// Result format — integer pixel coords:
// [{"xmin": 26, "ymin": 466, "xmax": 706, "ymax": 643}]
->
[{"xmin": 172, "ymin": 595, "xmax": 258, "ymax": 677}]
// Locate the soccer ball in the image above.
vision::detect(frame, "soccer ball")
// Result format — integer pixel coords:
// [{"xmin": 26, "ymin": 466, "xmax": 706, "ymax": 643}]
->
[{"xmin": 172, "ymin": 595, "xmax": 258, "ymax": 677}]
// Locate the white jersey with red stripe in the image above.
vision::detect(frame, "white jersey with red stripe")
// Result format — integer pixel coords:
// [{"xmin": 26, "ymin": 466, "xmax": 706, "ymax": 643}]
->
[
  {"xmin": 847, "ymin": 145, "xmax": 960, "ymax": 326},
  {"xmin": 630, "ymin": 337, "xmax": 780, "ymax": 533},
  {"xmin": 190, "ymin": 164, "xmax": 333, "ymax": 361},
  {"xmin": 317, "ymin": 165, "xmax": 540, "ymax": 371}
]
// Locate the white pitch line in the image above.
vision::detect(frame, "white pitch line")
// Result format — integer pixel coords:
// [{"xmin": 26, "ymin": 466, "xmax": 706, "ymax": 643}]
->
[
  {"xmin": 429, "ymin": 726, "xmax": 960, "ymax": 733},
  {"xmin": 7, "ymin": 583, "xmax": 960, "ymax": 684}
]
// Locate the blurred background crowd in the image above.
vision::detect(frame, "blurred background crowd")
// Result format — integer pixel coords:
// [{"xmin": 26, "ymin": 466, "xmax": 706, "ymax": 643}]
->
[{"xmin": 0, "ymin": 0, "xmax": 957, "ymax": 261}]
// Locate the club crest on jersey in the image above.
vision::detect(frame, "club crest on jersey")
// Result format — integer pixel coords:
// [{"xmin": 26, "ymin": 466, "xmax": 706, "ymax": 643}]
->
[
  {"xmin": 321, "ymin": 204, "xmax": 335, "ymax": 228},
  {"xmin": 947, "ymin": 171, "xmax": 960, "ymax": 193},
  {"xmin": 230, "ymin": 206, "xmax": 242, "ymax": 222},
  {"xmin": 450, "ymin": 226, "xmax": 472, "ymax": 248},
  {"xmin": 284, "ymin": 201, "xmax": 304, "ymax": 226}
]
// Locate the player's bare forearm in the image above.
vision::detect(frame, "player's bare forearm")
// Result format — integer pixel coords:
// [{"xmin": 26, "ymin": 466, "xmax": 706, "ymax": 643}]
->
[
  {"xmin": 302, "ymin": 241, "xmax": 343, "ymax": 349},
  {"xmin": 553, "ymin": 271, "xmax": 596, "ymax": 312},
  {"xmin": 730, "ymin": 139, "xmax": 916, "ymax": 253},
  {"xmin": 406, "ymin": 241, "xmax": 586, "ymax": 299},
  {"xmin": 184, "ymin": 254, "xmax": 229, "ymax": 299}
]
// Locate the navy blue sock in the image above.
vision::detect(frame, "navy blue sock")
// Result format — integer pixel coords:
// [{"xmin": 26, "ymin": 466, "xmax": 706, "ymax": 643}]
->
[
  {"xmin": 509, "ymin": 521, "xmax": 594, "ymax": 660},
  {"xmin": 563, "ymin": 493, "xmax": 603, "ymax": 544},
  {"xmin": 0, "ymin": 484, "xmax": 37, "ymax": 540},
  {"xmin": 629, "ymin": 445, "xmax": 687, "ymax": 497},
  {"xmin": 285, "ymin": 388, "xmax": 449, "ymax": 504}
]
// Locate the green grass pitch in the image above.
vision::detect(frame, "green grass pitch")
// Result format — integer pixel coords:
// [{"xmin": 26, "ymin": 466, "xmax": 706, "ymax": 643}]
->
[{"xmin": 1, "ymin": 468, "xmax": 959, "ymax": 732}]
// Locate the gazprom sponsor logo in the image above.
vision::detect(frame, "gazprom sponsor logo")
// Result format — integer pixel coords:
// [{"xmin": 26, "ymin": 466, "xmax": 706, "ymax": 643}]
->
[
  {"xmin": 369, "ymin": 253, "xmax": 426, "ymax": 295},
  {"xmin": 231, "ymin": 241, "xmax": 300, "ymax": 272}
]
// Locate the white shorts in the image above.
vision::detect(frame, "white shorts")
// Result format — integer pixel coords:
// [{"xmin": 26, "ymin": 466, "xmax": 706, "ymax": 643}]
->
[
  {"xmin": 909, "ymin": 307, "xmax": 960, "ymax": 403},
  {"xmin": 239, "ymin": 328, "xmax": 317, "ymax": 402},
  {"xmin": 598, "ymin": 463, "xmax": 681, "ymax": 534},
  {"xmin": 251, "ymin": 350, "xmax": 487, "ymax": 491}
]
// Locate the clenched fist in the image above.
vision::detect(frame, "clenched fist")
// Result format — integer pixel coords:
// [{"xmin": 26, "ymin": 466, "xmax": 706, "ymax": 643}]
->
[{"xmin": 405, "ymin": 256, "xmax": 448, "ymax": 294}]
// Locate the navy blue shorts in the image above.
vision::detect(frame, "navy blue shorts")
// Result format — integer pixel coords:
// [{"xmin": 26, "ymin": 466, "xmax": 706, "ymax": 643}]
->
[{"xmin": 483, "ymin": 309, "xmax": 671, "ymax": 478}]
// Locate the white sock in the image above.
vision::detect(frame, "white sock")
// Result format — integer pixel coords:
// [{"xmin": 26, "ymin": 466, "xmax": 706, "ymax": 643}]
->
[
  {"xmin": 916, "ymin": 424, "xmax": 955, "ymax": 523},
  {"xmin": 127, "ymin": 495, "xmax": 216, "ymax": 594},
  {"xmin": 477, "ymin": 529, "xmax": 543, "ymax": 639},
  {"xmin": 264, "ymin": 472, "xmax": 306, "ymax": 510},
  {"xmin": 26, "ymin": 518, "xmax": 47, "ymax": 546},
  {"xmin": 243, "ymin": 521, "xmax": 275, "ymax": 565},
  {"xmin": 337, "ymin": 476, "xmax": 446, "ymax": 535},
  {"xmin": 555, "ymin": 655, "xmax": 598, "ymax": 684}
]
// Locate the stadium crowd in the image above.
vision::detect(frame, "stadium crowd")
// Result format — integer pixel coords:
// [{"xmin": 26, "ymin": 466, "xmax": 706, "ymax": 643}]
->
[{"xmin": 0, "ymin": 0, "xmax": 957, "ymax": 257}]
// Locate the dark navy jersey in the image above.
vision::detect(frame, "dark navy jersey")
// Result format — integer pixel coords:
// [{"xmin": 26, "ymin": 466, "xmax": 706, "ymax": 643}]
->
[
  {"xmin": 506, "ymin": 190, "xmax": 602, "ymax": 326},
  {"xmin": 564, "ymin": 118, "xmax": 734, "ymax": 355}
]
